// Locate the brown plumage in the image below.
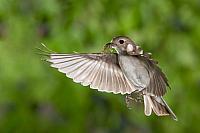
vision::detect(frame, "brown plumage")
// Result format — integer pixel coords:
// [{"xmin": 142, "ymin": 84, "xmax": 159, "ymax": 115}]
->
[{"xmin": 39, "ymin": 36, "xmax": 177, "ymax": 120}]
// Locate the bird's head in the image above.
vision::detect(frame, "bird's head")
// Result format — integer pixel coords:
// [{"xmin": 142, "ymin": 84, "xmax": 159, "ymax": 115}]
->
[{"xmin": 108, "ymin": 36, "xmax": 143, "ymax": 55}]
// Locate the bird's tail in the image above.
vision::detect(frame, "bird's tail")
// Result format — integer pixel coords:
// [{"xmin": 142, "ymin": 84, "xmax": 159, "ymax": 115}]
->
[{"xmin": 143, "ymin": 95, "xmax": 177, "ymax": 121}]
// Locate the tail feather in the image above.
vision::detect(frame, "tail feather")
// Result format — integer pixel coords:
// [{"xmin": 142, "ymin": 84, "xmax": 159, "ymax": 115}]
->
[
  {"xmin": 143, "ymin": 95, "xmax": 152, "ymax": 116},
  {"xmin": 143, "ymin": 95, "xmax": 177, "ymax": 121}
]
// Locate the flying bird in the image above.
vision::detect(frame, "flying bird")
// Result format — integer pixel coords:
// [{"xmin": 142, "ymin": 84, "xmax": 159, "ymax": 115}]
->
[{"xmin": 39, "ymin": 36, "xmax": 177, "ymax": 120}]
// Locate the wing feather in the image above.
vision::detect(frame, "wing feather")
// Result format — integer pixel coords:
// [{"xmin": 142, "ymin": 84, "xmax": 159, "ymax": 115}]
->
[
  {"xmin": 142, "ymin": 57, "xmax": 169, "ymax": 96},
  {"xmin": 46, "ymin": 53, "xmax": 136, "ymax": 94},
  {"xmin": 81, "ymin": 60, "xmax": 99, "ymax": 86},
  {"xmin": 70, "ymin": 59, "xmax": 92, "ymax": 81},
  {"xmin": 90, "ymin": 60, "xmax": 103, "ymax": 89},
  {"xmin": 99, "ymin": 62, "xmax": 108, "ymax": 91},
  {"xmin": 94, "ymin": 61, "xmax": 104, "ymax": 91},
  {"xmin": 73, "ymin": 60, "xmax": 95, "ymax": 83},
  {"xmin": 110, "ymin": 64, "xmax": 117, "ymax": 93},
  {"xmin": 116, "ymin": 70, "xmax": 124, "ymax": 94},
  {"xmin": 106, "ymin": 63, "xmax": 112, "ymax": 92}
]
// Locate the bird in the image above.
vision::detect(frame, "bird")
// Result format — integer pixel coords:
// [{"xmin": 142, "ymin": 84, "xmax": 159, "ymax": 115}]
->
[{"xmin": 38, "ymin": 36, "xmax": 177, "ymax": 120}]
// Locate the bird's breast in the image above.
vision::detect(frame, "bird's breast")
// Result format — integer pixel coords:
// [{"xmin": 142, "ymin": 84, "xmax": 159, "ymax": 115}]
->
[{"xmin": 118, "ymin": 55, "xmax": 150, "ymax": 91}]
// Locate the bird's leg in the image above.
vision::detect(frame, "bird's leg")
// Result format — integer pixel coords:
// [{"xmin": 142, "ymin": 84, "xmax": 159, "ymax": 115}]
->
[
  {"xmin": 125, "ymin": 92, "xmax": 143, "ymax": 109},
  {"xmin": 134, "ymin": 92, "xmax": 143, "ymax": 103},
  {"xmin": 125, "ymin": 94, "xmax": 134, "ymax": 109}
]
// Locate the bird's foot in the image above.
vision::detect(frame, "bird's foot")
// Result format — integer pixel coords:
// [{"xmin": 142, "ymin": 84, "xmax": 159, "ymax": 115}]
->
[
  {"xmin": 125, "ymin": 94, "xmax": 134, "ymax": 109},
  {"xmin": 125, "ymin": 93, "xmax": 143, "ymax": 109}
]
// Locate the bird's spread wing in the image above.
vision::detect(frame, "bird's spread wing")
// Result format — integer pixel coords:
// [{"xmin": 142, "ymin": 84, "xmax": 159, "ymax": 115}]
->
[
  {"xmin": 141, "ymin": 57, "xmax": 170, "ymax": 96},
  {"xmin": 45, "ymin": 53, "xmax": 136, "ymax": 94}
]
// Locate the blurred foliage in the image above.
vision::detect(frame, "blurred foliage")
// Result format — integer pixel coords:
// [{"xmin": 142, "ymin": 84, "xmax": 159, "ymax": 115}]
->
[{"xmin": 0, "ymin": 0, "xmax": 200, "ymax": 132}]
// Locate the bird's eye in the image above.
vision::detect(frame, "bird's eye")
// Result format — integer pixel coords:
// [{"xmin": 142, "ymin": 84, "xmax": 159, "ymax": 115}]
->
[{"xmin": 119, "ymin": 39, "xmax": 124, "ymax": 44}]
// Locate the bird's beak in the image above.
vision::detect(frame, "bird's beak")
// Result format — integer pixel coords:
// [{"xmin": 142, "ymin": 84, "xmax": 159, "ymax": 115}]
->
[
  {"xmin": 103, "ymin": 42, "xmax": 112, "ymax": 52},
  {"xmin": 104, "ymin": 42, "xmax": 115, "ymax": 49},
  {"xmin": 103, "ymin": 42, "xmax": 116, "ymax": 53},
  {"xmin": 108, "ymin": 42, "xmax": 117, "ymax": 48}
]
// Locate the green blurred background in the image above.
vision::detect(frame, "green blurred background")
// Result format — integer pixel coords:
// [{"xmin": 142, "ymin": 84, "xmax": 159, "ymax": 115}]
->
[{"xmin": 0, "ymin": 0, "xmax": 200, "ymax": 132}]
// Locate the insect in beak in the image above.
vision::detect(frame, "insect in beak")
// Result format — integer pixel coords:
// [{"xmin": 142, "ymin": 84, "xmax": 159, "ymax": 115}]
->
[{"xmin": 103, "ymin": 42, "xmax": 117, "ymax": 53}]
